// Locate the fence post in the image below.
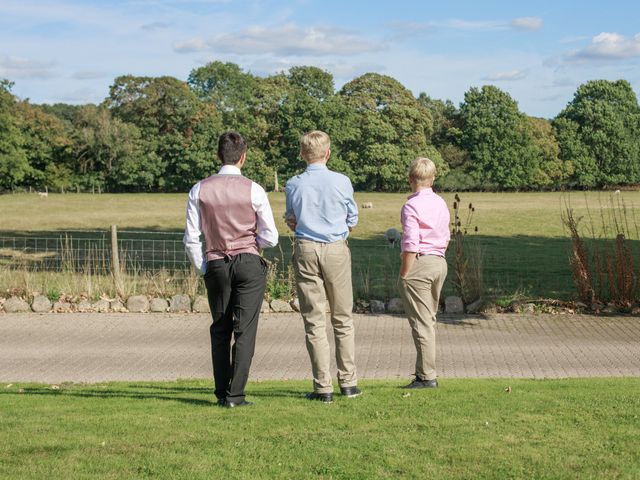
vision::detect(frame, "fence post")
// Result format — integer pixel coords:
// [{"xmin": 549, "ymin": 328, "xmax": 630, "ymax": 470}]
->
[{"xmin": 110, "ymin": 225, "xmax": 125, "ymax": 299}]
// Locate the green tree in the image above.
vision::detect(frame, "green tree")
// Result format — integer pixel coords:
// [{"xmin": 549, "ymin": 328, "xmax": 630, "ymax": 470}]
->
[
  {"xmin": 15, "ymin": 101, "xmax": 72, "ymax": 190},
  {"xmin": 338, "ymin": 73, "xmax": 438, "ymax": 191},
  {"xmin": 459, "ymin": 85, "xmax": 538, "ymax": 190},
  {"xmin": 106, "ymin": 75, "xmax": 222, "ymax": 191},
  {"xmin": 554, "ymin": 79, "xmax": 640, "ymax": 187},
  {"xmin": 69, "ymin": 105, "xmax": 150, "ymax": 191},
  {"xmin": 0, "ymin": 80, "xmax": 30, "ymax": 191},
  {"xmin": 527, "ymin": 116, "xmax": 572, "ymax": 189},
  {"xmin": 270, "ymin": 67, "xmax": 357, "ymax": 183}
]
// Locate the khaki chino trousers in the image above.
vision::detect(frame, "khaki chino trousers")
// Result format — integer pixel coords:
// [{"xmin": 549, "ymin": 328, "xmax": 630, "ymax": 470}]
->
[
  {"xmin": 399, "ymin": 255, "xmax": 448, "ymax": 381},
  {"xmin": 293, "ymin": 239, "xmax": 357, "ymax": 394}
]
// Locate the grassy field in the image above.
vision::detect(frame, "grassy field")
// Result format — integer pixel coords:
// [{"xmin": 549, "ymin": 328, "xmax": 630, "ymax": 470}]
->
[
  {"xmin": 1, "ymin": 191, "xmax": 640, "ymax": 300},
  {"xmin": 1, "ymin": 378, "xmax": 639, "ymax": 479}
]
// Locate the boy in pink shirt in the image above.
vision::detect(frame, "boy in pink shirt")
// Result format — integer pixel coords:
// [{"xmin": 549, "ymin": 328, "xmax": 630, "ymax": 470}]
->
[{"xmin": 399, "ymin": 157, "xmax": 450, "ymax": 389}]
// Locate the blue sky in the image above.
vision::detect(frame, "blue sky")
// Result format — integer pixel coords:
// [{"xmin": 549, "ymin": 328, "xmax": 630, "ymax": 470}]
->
[{"xmin": 1, "ymin": 0, "xmax": 639, "ymax": 117}]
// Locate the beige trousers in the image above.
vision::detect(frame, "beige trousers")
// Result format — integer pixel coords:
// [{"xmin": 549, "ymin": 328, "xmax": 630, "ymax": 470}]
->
[
  {"xmin": 293, "ymin": 239, "xmax": 357, "ymax": 394},
  {"xmin": 399, "ymin": 255, "xmax": 448, "ymax": 381}
]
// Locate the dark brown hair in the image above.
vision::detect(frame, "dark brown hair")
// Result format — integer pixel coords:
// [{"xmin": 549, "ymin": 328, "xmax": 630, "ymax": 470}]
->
[{"xmin": 217, "ymin": 131, "xmax": 247, "ymax": 165}]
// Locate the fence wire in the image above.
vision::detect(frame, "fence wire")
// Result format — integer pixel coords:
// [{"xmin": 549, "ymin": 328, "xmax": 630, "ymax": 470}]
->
[
  {"xmin": 0, "ymin": 231, "xmax": 191, "ymax": 275},
  {"xmin": 0, "ymin": 230, "xmax": 580, "ymax": 299}
]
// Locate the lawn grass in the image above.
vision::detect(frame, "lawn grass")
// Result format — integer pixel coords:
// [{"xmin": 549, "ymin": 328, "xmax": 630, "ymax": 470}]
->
[
  {"xmin": 1, "ymin": 378, "xmax": 639, "ymax": 479},
  {"xmin": 1, "ymin": 191, "xmax": 640, "ymax": 300}
]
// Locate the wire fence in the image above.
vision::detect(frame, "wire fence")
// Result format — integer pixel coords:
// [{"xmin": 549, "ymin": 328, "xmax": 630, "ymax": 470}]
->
[
  {"xmin": 0, "ymin": 229, "xmax": 579, "ymax": 299},
  {"xmin": 0, "ymin": 230, "xmax": 191, "ymax": 275}
]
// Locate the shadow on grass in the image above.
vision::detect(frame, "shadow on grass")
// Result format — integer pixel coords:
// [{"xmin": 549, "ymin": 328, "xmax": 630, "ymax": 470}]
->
[
  {"xmin": 0, "ymin": 383, "xmax": 310, "ymax": 404},
  {"xmin": 0, "ymin": 386, "xmax": 215, "ymax": 407}
]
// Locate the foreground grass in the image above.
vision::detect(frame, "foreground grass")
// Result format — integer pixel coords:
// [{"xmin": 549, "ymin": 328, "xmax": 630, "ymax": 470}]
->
[{"xmin": 1, "ymin": 379, "xmax": 639, "ymax": 479}]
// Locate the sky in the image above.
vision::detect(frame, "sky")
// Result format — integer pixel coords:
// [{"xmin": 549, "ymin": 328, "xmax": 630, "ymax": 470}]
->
[{"xmin": 1, "ymin": 0, "xmax": 639, "ymax": 118}]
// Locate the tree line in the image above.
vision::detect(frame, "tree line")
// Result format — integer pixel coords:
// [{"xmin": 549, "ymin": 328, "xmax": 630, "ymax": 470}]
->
[{"xmin": 1, "ymin": 63, "xmax": 639, "ymax": 193}]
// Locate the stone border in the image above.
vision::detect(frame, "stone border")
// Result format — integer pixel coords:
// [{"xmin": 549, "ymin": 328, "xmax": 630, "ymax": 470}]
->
[
  {"xmin": 0, "ymin": 294, "xmax": 472, "ymax": 315},
  {"xmin": 2, "ymin": 294, "xmax": 637, "ymax": 315}
]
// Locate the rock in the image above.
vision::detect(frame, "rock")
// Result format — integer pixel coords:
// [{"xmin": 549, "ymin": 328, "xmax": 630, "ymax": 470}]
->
[
  {"xmin": 289, "ymin": 298, "xmax": 300, "ymax": 312},
  {"xmin": 192, "ymin": 296, "xmax": 210, "ymax": 313},
  {"xmin": 260, "ymin": 300, "xmax": 271, "ymax": 314},
  {"xmin": 53, "ymin": 301, "xmax": 73, "ymax": 313},
  {"xmin": 444, "ymin": 296, "xmax": 464, "ymax": 314},
  {"xmin": 149, "ymin": 298, "xmax": 169, "ymax": 313},
  {"xmin": 76, "ymin": 299, "xmax": 93, "ymax": 312},
  {"xmin": 387, "ymin": 298, "xmax": 405, "ymax": 314},
  {"xmin": 92, "ymin": 299, "xmax": 111, "ymax": 313},
  {"xmin": 522, "ymin": 303, "xmax": 536, "ymax": 314},
  {"xmin": 169, "ymin": 294, "xmax": 191, "ymax": 313},
  {"xmin": 31, "ymin": 295, "xmax": 52, "ymax": 313},
  {"xmin": 110, "ymin": 300, "xmax": 126, "ymax": 312},
  {"xmin": 370, "ymin": 300, "xmax": 385, "ymax": 314},
  {"xmin": 270, "ymin": 299, "xmax": 293, "ymax": 313},
  {"xmin": 631, "ymin": 307, "xmax": 640, "ymax": 316},
  {"xmin": 466, "ymin": 298, "xmax": 483, "ymax": 314},
  {"xmin": 127, "ymin": 295, "xmax": 149, "ymax": 313},
  {"xmin": 4, "ymin": 296, "xmax": 30, "ymax": 313}
]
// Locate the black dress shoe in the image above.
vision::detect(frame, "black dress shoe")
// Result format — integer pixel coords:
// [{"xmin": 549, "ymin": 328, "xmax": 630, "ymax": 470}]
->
[
  {"xmin": 305, "ymin": 392, "xmax": 333, "ymax": 403},
  {"xmin": 340, "ymin": 386, "xmax": 362, "ymax": 398},
  {"xmin": 224, "ymin": 400, "xmax": 254, "ymax": 408},
  {"xmin": 216, "ymin": 398, "xmax": 226, "ymax": 406},
  {"xmin": 403, "ymin": 378, "xmax": 438, "ymax": 389}
]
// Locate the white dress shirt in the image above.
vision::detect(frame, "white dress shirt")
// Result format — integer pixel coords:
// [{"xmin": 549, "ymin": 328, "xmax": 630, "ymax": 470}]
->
[{"xmin": 183, "ymin": 165, "xmax": 279, "ymax": 274}]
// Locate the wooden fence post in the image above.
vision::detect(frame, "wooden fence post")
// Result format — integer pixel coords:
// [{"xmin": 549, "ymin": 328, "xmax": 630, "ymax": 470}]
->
[{"xmin": 110, "ymin": 225, "xmax": 125, "ymax": 299}]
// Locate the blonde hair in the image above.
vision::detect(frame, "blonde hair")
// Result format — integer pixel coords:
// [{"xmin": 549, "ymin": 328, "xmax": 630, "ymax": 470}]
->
[
  {"xmin": 409, "ymin": 157, "xmax": 437, "ymax": 187},
  {"xmin": 300, "ymin": 130, "xmax": 330, "ymax": 162}
]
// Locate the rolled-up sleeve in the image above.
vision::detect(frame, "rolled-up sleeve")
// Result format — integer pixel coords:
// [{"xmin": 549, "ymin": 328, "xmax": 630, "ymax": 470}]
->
[
  {"xmin": 401, "ymin": 203, "xmax": 420, "ymax": 253},
  {"xmin": 252, "ymin": 183, "xmax": 279, "ymax": 249},
  {"xmin": 183, "ymin": 183, "xmax": 207, "ymax": 275}
]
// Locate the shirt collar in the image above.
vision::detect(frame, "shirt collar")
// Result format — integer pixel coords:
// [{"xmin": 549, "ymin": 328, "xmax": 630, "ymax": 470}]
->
[
  {"xmin": 407, "ymin": 187, "xmax": 433, "ymax": 199},
  {"xmin": 306, "ymin": 163, "xmax": 328, "ymax": 171},
  {"xmin": 218, "ymin": 165, "xmax": 242, "ymax": 175}
]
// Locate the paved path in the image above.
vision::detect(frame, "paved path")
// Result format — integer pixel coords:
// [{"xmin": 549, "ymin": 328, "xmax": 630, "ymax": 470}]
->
[{"xmin": 1, "ymin": 313, "xmax": 639, "ymax": 383}]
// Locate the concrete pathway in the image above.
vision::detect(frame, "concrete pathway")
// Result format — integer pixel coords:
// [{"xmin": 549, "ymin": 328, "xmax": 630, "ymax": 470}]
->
[{"xmin": 0, "ymin": 313, "xmax": 639, "ymax": 383}]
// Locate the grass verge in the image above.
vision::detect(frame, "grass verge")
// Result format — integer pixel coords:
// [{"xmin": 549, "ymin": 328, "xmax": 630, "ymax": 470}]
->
[{"xmin": 1, "ymin": 378, "xmax": 639, "ymax": 479}]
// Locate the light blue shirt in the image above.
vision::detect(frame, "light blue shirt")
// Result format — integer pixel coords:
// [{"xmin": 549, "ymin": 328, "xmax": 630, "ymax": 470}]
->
[{"xmin": 285, "ymin": 164, "xmax": 359, "ymax": 243}]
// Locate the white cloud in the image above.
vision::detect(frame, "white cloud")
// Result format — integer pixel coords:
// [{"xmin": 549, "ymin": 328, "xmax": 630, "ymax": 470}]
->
[
  {"xmin": 385, "ymin": 21, "xmax": 432, "ymax": 40},
  {"xmin": 141, "ymin": 21, "xmax": 170, "ymax": 31},
  {"xmin": 510, "ymin": 17, "xmax": 543, "ymax": 31},
  {"xmin": 566, "ymin": 32, "xmax": 640, "ymax": 61},
  {"xmin": 0, "ymin": 56, "xmax": 56, "ymax": 79},
  {"xmin": 445, "ymin": 19, "xmax": 505, "ymax": 31},
  {"xmin": 72, "ymin": 71, "xmax": 108, "ymax": 80},
  {"xmin": 432, "ymin": 17, "xmax": 543, "ymax": 33},
  {"xmin": 483, "ymin": 70, "xmax": 527, "ymax": 81},
  {"xmin": 174, "ymin": 23, "xmax": 384, "ymax": 56}
]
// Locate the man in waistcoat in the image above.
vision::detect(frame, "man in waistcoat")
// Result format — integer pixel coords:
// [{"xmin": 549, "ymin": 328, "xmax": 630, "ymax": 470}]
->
[
  {"xmin": 285, "ymin": 130, "xmax": 360, "ymax": 403},
  {"xmin": 184, "ymin": 131, "xmax": 278, "ymax": 408}
]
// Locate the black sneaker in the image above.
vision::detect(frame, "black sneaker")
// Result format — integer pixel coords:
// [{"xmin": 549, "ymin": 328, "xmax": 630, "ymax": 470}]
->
[
  {"xmin": 340, "ymin": 386, "xmax": 362, "ymax": 398},
  {"xmin": 305, "ymin": 392, "xmax": 333, "ymax": 403},
  {"xmin": 403, "ymin": 378, "xmax": 438, "ymax": 389},
  {"xmin": 216, "ymin": 398, "xmax": 226, "ymax": 407}
]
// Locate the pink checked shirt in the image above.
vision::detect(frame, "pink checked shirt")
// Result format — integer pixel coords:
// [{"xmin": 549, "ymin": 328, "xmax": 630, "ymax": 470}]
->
[{"xmin": 400, "ymin": 188, "xmax": 450, "ymax": 256}]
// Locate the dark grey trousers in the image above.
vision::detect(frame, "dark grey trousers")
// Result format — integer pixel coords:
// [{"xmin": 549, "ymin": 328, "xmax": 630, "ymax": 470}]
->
[{"xmin": 204, "ymin": 253, "xmax": 267, "ymax": 402}]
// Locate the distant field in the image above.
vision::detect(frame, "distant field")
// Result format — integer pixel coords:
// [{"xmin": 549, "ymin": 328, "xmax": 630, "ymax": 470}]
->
[
  {"xmin": 1, "ymin": 191, "xmax": 639, "ymax": 300},
  {"xmin": 4, "ymin": 190, "xmax": 638, "ymax": 237}
]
